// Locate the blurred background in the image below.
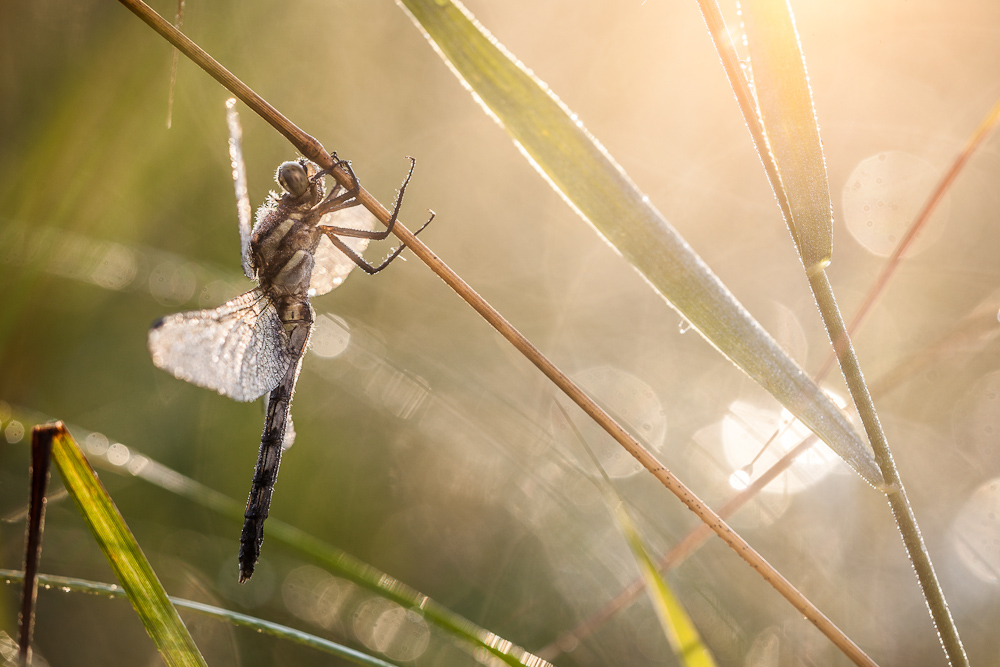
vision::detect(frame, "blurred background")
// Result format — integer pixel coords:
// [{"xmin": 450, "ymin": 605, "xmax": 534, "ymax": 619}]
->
[{"xmin": 1, "ymin": 0, "xmax": 999, "ymax": 665}]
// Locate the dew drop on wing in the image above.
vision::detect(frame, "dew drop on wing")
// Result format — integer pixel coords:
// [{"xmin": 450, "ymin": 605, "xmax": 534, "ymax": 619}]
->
[{"xmin": 147, "ymin": 287, "xmax": 295, "ymax": 402}]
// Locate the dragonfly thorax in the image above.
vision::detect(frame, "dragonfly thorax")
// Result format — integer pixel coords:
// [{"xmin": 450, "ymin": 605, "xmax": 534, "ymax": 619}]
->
[
  {"xmin": 251, "ymin": 210, "xmax": 322, "ymax": 296},
  {"xmin": 250, "ymin": 160, "xmax": 329, "ymax": 296}
]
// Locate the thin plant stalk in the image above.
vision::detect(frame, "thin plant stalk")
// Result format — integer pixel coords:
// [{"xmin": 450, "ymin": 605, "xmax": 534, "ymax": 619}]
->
[
  {"xmin": 810, "ymin": 270, "xmax": 967, "ymax": 665},
  {"xmin": 699, "ymin": 0, "xmax": 968, "ymax": 663},
  {"xmin": 541, "ymin": 91, "xmax": 1000, "ymax": 656},
  {"xmin": 695, "ymin": 0, "xmax": 793, "ymax": 228},
  {"xmin": 114, "ymin": 0, "xmax": 876, "ymax": 662},
  {"xmin": 165, "ymin": 0, "xmax": 185, "ymax": 129}
]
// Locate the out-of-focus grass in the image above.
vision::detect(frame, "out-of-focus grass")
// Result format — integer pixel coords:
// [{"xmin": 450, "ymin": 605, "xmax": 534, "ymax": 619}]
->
[
  {"xmin": 1, "ymin": 0, "xmax": 998, "ymax": 665},
  {"xmin": 1, "ymin": 569, "xmax": 399, "ymax": 667}
]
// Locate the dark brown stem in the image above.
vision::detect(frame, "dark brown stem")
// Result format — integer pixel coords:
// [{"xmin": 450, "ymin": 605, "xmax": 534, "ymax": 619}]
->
[{"xmin": 19, "ymin": 424, "xmax": 56, "ymax": 664}]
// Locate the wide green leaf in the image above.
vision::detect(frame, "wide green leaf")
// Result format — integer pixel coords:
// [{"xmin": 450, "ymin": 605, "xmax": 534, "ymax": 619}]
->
[{"xmin": 395, "ymin": 0, "xmax": 881, "ymax": 486}]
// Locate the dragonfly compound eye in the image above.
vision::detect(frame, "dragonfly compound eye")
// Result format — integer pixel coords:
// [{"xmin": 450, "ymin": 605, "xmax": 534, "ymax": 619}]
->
[{"xmin": 277, "ymin": 161, "xmax": 310, "ymax": 197}]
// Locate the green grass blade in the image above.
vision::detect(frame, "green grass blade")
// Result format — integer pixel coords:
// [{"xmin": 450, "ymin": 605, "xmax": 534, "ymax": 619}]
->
[
  {"xmin": 395, "ymin": 0, "xmax": 881, "ymax": 486},
  {"xmin": 615, "ymin": 506, "xmax": 718, "ymax": 667},
  {"xmin": 740, "ymin": 2, "xmax": 970, "ymax": 664},
  {"xmin": 45, "ymin": 423, "xmax": 207, "ymax": 667},
  {"xmin": 741, "ymin": 0, "xmax": 832, "ymax": 273},
  {"xmin": 562, "ymin": 401, "xmax": 719, "ymax": 667},
  {"xmin": 0, "ymin": 570, "xmax": 400, "ymax": 667},
  {"xmin": 65, "ymin": 423, "xmax": 550, "ymax": 667}
]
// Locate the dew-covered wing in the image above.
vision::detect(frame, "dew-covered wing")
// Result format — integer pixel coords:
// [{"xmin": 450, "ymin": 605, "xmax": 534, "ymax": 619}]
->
[
  {"xmin": 148, "ymin": 288, "xmax": 292, "ymax": 402},
  {"xmin": 309, "ymin": 205, "xmax": 376, "ymax": 296}
]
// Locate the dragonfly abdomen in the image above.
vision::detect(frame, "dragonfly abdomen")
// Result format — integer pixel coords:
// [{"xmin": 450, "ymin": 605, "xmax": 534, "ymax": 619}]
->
[{"xmin": 239, "ymin": 299, "xmax": 312, "ymax": 583}]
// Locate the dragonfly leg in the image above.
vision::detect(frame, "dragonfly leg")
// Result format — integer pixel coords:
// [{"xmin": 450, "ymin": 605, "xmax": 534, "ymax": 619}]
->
[
  {"xmin": 311, "ymin": 158, "xmax": 363, "ymax": 217},
  {"xmin": 317, "ymin": 157, "xmax": 417, "ymax": 242},
  {"xmin": 320, "ymin": 208, "xmax": 433, "ymax": 275},
  {"xmin": 238, "ymin": 303, "xmax": 312, "ymax": 583}
]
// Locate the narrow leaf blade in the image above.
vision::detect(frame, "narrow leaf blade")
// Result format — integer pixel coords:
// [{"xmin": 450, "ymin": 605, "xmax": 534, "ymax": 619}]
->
[
  {"xmin": 742, "ymin": 0, "xmax": 833, "ymax": 272},
  {"xmin": 615, "ymin": 503, "xmax": 718, "ymax": 667},
  {"xmin": 47, "ymin": 423, "xmax": 207, "ymax": 667},
  {"xmin": 569, "ymin": 403, "xmax": 719, "ymax": 667},
  {"xmin": 396, "ymin": 0, "xmax": 881, "ymax": 485}
]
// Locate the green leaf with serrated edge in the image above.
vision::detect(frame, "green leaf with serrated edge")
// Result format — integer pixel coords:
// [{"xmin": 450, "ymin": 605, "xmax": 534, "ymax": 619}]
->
[
  {"xmin": 742, "ymin": 0, "xmax": 832, "ymax": 274},
  {"xmin": 46, "ymin": 423, "xmax": 207, "ymax": 667},
  {"xmin": 395, "ymin": 0, "xmax": 881, "ymax": 486}
]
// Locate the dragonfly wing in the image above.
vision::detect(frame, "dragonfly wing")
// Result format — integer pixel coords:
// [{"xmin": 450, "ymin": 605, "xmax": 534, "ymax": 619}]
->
[
  {"xmin": 148, "ymin": 288, "xmax": 293, "ymax": 402},
  {"xmin": 309, "ymin": 205, "xmax": 376, "ymax": 296},
  {"xmin": 226, "ymin": 100, "xmax": 255, "ymax": 279}
]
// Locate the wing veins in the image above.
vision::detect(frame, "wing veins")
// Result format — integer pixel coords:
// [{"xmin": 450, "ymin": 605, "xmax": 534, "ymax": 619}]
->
[{"xmin": 148, "ymin": 288, "xmax": 292, "ymax": 401}]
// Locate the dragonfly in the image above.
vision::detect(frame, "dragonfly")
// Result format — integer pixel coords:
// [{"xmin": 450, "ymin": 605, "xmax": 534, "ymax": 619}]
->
[{"xmin": 148, "ymin": 102, "xmax": 431, "ymax": 582}]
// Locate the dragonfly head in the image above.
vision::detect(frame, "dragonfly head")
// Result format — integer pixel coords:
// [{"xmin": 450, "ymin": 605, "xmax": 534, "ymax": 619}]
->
[{"xmin": 276, "ymin": 160, "xmax": 314, "ymax": 199}]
